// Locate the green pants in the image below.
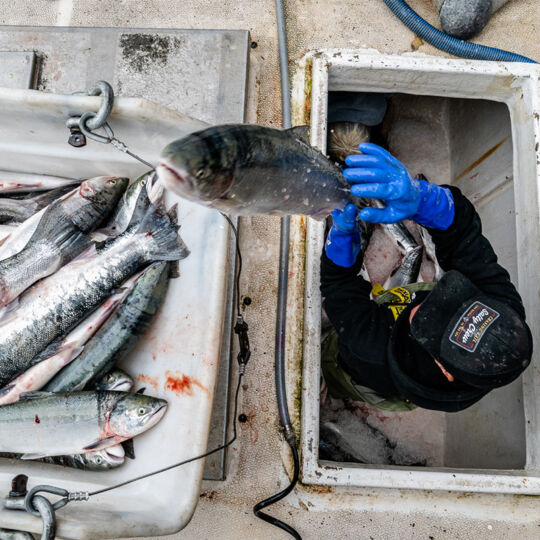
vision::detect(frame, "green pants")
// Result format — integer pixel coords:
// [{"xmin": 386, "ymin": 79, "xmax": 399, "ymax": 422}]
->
[{"xmin": 321, "ymin": 330, "xmax": 416, "ymax": 412}]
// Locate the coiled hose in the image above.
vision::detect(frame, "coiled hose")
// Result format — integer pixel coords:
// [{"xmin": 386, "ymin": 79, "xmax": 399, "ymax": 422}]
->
[{"xmin": 383, "ymin": 0, "xmax": 537, "ymax": 63}]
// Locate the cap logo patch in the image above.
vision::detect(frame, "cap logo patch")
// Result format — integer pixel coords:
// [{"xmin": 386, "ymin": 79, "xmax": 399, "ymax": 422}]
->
[{"xmin": 449, "ymin": 302, "xmax": 499, "ymax": 352}]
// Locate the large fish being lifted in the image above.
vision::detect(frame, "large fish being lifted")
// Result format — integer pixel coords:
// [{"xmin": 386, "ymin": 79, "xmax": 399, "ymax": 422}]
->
[{"xmin": 157, "ymin": 124, "xmax": 352, "ymax": 218}]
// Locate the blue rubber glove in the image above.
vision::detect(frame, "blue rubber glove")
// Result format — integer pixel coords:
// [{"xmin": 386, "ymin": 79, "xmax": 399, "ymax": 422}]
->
[
  {"xmin": 343, "ymin": 143, "xmax": 455, "ymax": 230},
  {"xmin": 325, "ymin": 203, "xmax": 361, "ymax": 267}
]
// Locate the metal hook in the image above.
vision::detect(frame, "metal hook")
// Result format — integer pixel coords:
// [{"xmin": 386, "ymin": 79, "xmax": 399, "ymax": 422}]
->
[{"xmin": 66, "ymin": 80, "xmax": 114, "ymax": 132}]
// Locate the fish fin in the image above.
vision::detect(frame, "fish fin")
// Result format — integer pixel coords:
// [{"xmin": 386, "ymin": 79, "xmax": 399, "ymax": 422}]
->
[
  {"xmin": 83, "ymin": 436, "xmax": 118, "ymax": 452},
  {"xmin": 138, "ymin": 204, "xmax": 190, "ymax": 262},
  {"xmin": 18, "ymin": 391, "xmax": 56, "ymax": 401},
  {"xmin": 21, "ymin": 452, "xmax": 49, "ymax": 460},
  {"xmin": 147, "ymin": 172, "xmax": 164, "ymax": 204},
  {"xmin": 122, "ymin": 439, "xmax": 136, "ymax": 459},
  {"xmin": 168, "ymin": 261, "xmax": 180, "ymax": 279},
  {"xmin": 0, "ymin": 384, "xmax": 14, "ymax": 397},
  {"xmin": 287, "ymin": 125, "xmax": 311, "ymax": 145},
  {"xmin": 90, "ymin": 229, "xmax": 114, "ymax": 242},
  {"xmin": 58, "ymin": 232, "xmax": 91, "ymax": 265},
  {"xmin": 167, "ymin": 204, "xmax": 179, "ymax": 229},
  {"xmin": 0, "ymin": 297, "xmax": 19, "ymax": 324}
]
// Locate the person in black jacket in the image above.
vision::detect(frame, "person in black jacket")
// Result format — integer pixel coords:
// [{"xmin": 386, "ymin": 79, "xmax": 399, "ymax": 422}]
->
[{"xmin": 321, "ymin": 142, "xmax": 533, "ymax": 412}]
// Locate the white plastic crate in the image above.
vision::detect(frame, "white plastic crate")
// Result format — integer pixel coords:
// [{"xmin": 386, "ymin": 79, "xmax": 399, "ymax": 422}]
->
[
  {"xmin": 0, "ymin": 88, "xmax": 232, "ymax": 538},
  {"xmin": 292, "ymin": 50, "xmax": 540, "ymax": 494}
]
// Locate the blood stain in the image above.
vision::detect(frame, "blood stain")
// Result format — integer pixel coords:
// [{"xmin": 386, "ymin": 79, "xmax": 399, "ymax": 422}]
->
[
  {"xmin": 164, "ymin": 370, "xmax": 209, "ymax": 396},
  {"xmin": 34, "ymin": 415, "xmax": 40, "ymax": 424},
  {"xmin": 138, "ymin": 374, "xmax": 158, "ymax": 390}
]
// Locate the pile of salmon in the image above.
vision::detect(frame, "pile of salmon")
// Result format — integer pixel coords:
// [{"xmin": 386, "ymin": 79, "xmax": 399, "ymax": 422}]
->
[{"xmin": 0, "ymin": 171, "xmax": 189, "ymax": 471}]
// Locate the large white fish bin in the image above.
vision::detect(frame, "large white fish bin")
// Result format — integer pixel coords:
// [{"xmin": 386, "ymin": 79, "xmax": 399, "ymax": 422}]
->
[
  {"xmin": 293, "ymin": 51, "xmax": 540, "ymax": 494},
  {"xmin": 0, "ymin": 90, "xmax": 230, "ymax": 538}
]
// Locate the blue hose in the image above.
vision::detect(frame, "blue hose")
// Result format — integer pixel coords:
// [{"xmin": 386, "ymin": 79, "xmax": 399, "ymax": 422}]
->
[{"xmin": 383, "ymin": 0, "xmax": 537, "ymax": 63}]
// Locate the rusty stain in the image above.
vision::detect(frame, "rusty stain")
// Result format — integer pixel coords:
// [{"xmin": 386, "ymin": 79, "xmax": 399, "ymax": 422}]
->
[
  {"xmin": 239, "ymin": 411, "xmax": 258, "ymax": 443},
  {"xmin": 455, "ymin": 138, "xmax": 508, "ymax": 181},
  {"xmin": 164, "ymin": 370, "xmax": 209, "ymax": 397},
  {"xmin": 411, "ymin": 36, "xmax": 424, "ymax": 51},
  {"xmin": 303, "ymin": 60, "xmax": 313, "ymax": 125},
  {"xmin": 138, "ymin": 373, "xmax": 158, "ymax": 390}
]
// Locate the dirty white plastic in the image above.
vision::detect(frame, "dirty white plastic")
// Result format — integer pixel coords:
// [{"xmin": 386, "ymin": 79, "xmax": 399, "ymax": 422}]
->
[
  {"xmin": 293, "ymin": 51, "xmax": 540, "ymax": 494},
  {"xmin": 0, "ymin": 88, "xmax": 233, "ymax": 538}
]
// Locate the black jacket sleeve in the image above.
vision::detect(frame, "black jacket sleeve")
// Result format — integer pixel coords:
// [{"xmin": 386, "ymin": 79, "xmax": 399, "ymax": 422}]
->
[
  {"xmin": 427, "ymin": 186, "xmax": 526, "ymax": 319},
  {"xmin": 320, "ymin": 249, "xmax": 396, "ymax": 393}
]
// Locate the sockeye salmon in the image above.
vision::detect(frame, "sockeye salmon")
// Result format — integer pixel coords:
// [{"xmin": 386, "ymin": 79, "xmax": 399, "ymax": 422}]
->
[
  {"xmin": 0, "ymin": 391, "xmax": 167, "ymax": 458},
  {"xmin": 158, "ymin": 124, "xmax": 352, "ymax": 218},
  {"xmin": 92, "ymin": 171, "xmax": 163, "ymax": 242},
  {"xmin": 0, "ymin": 272, "xmax": 141, "ymax": 405},
  {"xmin": 0, "ymin": 176, "xmax": 127, "ymax": 307},
  {"xmin": 95, "ymin": 369, "xmax": 135, "ymax": 393},
  {"xmin": 0, "ymin": 204, "xmax": 187, "ymax": 388}
]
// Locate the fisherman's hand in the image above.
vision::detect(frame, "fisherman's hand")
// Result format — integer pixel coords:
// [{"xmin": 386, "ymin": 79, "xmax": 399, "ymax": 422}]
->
[
  {"xmin": 343, "ymin": 143, "xmax": 455, "ymax": 229},
  {"xmin": 325, "ymin": 203, "xmax": 361, "ymax": 267}
]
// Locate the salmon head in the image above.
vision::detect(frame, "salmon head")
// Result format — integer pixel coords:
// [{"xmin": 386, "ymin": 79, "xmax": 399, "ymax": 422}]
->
[{"xmin": 157, "ymin": 126, "xmax": 241, "ymax": 204}]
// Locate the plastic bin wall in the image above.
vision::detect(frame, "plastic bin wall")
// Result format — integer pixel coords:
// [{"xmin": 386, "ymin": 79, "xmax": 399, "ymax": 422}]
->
[{"xmin": 0, "ymin": 88, "xmax": 230, "ymax": 539}]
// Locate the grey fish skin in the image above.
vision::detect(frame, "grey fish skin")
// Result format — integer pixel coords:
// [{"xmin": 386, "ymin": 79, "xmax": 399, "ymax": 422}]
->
[
  {"xmin": 95, "ymin": 369, "xmax": 135, "ymax": 392},
  {"xmin": 158, "ymin": 124, "xmax": 352, "ymax": 219},
  {"xmin": 384, "ymin": 245, "xmax": 424, "ymax": 289},
  {"xmin": 92, "ymin": 171, "xmax": 163, "ymax": 242},
  {"xmin": 0, "ymin": 176, "xmax": 128, "ymax": 307},
  {"xmin": 46, "ymin": 262, "xmax": 170, "ymax": 392},
  {"xmin": 0, "ymin": 186, "xmax": 72, "ymax": 224},
  {"xmin": 0, "ymin": 391, "xmax": 167, "ymax": 458},
  {"xmin": 0, "ymin": 444, "xmax": 126, "ymax": 471},
  {"xmin": 0, "ymin": 204, "xmax": 186, "ymax": 388}
]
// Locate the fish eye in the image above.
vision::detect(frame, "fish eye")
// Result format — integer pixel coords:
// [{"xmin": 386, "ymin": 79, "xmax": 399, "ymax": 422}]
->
[
  {"xmin": 108, "ymin": 179, "xmax": 117, "ymax": 185},
  {"xmin": 196, "ymin": 169, "xmax": 206, "ymax": 179},
  {"xmin": 138, "ymin": 407, "xmax": 146, "ymax": 416},
  {"xmin": 95, "ymin": 457, "xmax": 102, "ymax": 464}
]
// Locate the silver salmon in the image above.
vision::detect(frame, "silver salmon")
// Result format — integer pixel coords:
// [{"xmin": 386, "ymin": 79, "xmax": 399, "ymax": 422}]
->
[
  {"xmin": 158, "ymin": 124, "xmax": 352, "ymax": 218},
  {"xmin": 0, "ymin": 187, "xmax": 72, "ymax": 223},
  {"xmin": 0, "ymin": 171, "xmax": 81, "ymax": 194},
  {"xmin": 95, "ymin": 369, "xmax": 134, "ymax": 392},
  {"xmin": 0, "ymin": 204, "xmax": 187, "ymax": 388},
  {"xmin": 0, "ymin": 176, "xmax": 127, "ymax": 306},
  {"xmin": 0, "ymin": 444, "xmax": 126, "ymax": 471},
  {"xmin": 0, "ymin": 272, "xmax": 140, "ymax": 405},
  {"xmin": 0, "ymin": 391, "xmax": 167, "ymax": 458},
  {"xmin": 92, "ymin": 171, "xmax": 163, "ymax": 242},
  {"xmin": 46, "ymin": 262, "xmax": 170, "ymax": 392}
]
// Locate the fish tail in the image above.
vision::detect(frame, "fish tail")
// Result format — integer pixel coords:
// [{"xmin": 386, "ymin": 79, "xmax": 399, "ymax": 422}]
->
[{"xmin": 138, "ymin": 204, "xmax": 190, "ymax": 262}]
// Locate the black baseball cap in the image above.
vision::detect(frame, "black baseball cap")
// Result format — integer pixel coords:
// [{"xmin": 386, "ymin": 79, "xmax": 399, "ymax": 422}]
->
[{"xmin": 410, "ymin": 271, "xmax": 533, "ymax": 389}]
